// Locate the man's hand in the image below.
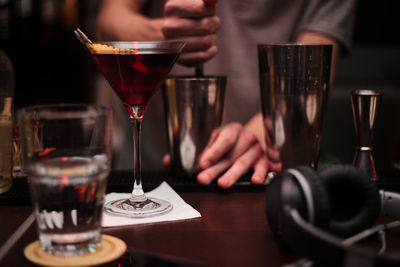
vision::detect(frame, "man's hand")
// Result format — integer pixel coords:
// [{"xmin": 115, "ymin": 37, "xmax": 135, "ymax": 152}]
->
[
  {"xmin": 162, "ymin": 0, "xmax": 220, "ymax": 67},
  {"xmin": 196, "ymin": 123, "xmax": 269, "ymax": 189}
]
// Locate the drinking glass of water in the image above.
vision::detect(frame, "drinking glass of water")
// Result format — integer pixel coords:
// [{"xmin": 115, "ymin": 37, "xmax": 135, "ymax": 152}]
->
[{"xmin": 18, "ymin": 104, "xmax": 111, "ymax": 256}]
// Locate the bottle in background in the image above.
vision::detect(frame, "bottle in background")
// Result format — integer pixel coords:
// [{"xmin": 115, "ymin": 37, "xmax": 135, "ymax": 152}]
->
[{"xmin": 0, "ymin": 49, "xmax": 14, "ymax": 194}]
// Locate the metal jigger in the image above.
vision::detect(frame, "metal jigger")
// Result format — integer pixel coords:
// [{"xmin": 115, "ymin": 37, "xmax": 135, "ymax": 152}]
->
[{"xmin": 351, "ymin": 90, "xmax": 383, "ymax": 181}]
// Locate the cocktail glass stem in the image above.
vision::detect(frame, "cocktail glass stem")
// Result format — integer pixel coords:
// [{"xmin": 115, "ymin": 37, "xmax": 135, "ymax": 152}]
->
[
  {"xmin": 129, "ymin": 117, "xmax": 147, "ymax": 202},
  {"xmin": 105, "ymin": 112, "xmax": 172, "ymax": 216}
]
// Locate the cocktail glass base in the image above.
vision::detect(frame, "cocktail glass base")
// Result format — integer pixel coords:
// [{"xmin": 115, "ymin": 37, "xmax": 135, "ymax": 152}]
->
[{"xmin": 104, "ymin": 198, "xmax": 173, "ymax": 218}]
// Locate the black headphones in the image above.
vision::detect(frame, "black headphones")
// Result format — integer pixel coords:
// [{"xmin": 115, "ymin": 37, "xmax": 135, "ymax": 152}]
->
[{"xmin": 265, "ymin": 164, "xmax": 400, "ymax": 267}]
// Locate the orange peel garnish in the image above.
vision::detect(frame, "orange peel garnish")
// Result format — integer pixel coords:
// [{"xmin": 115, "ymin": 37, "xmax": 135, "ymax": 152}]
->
[
  {"xmin": 88, "ymin": 43, "xmax": 138, "ymax": 54},
  {"xmin": 38, "ymin": 147, "xmax": 56, "ymax": 157}
]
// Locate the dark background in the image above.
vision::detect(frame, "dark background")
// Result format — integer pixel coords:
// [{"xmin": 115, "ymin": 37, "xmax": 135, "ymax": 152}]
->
[
  {"xmin": 321, "ymin": 0, "xmax": 400, "ymax": 171},
  {"xmin": 0, "ymin": 0, "xmax": 99, "ymax": 109},
  {"xmin": 0, "ymin": 0, "xmax": 399, "ymax": 171}
]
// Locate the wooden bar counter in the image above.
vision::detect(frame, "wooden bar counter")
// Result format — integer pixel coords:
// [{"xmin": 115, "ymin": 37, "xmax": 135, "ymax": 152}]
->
[{"xmin": 0, "ymin": 172, "xmax": 297, "ymax": 267}]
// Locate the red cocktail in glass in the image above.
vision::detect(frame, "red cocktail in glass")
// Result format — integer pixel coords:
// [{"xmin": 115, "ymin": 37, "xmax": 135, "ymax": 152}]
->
[{"xmin": 83, "ymin": 41, "xmax": 185, "ymax": 217}]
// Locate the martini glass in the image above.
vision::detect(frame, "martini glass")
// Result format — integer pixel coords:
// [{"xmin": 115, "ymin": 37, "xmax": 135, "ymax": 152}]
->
[{"xmin": 76, "ymin": 30, "xmax": 185, "ymax": 218}]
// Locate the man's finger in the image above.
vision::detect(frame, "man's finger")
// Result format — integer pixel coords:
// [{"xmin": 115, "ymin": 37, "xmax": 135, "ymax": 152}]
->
[
  {"xmin": 198, "ymin": 124, "xmax": 241, "ymax": 168},
  {"xmin": 197, "ymin": 158, "xmax": 232, "ymax": 185},
  {"xmin": 164, "ymin": 0, "xmax": 215, "ymax": 17},
  {"xmin": 251, "ymin": 156, "xmax": 269, "ymax": 184},
  {"xmin": 203, "ymin": 0, "xmax": 218, "ymax": 5},
  {"xmin": 162, "ymin": 154, "xmax": 171, "ymax": 167},
  {"xmin": 217, "ymin": 144, "xmax": 264, "ymax": 189}
]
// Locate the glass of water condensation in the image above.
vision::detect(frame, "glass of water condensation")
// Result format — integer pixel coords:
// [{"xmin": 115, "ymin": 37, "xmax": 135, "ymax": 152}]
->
[{"xmin": 18, "ymin": 104, "xmax": 112, "ymax": 256}]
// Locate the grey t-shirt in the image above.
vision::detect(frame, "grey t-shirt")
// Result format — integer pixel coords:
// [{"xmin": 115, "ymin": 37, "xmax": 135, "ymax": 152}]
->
[{"xmin": 111, "ymin": 0, "xmax": 356, "ymax": 170}]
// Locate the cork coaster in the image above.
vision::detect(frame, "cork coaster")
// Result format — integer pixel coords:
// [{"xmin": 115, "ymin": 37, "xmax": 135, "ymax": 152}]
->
[{"xmin": 24, "ymin": 234, "xmax": 127, "ymax": 267}]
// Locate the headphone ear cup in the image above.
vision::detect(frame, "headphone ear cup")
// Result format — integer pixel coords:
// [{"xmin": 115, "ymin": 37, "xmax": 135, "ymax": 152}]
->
[
  {"xmin": 294, "ymin": 166, "xmax": 331, "ymax": 229},
  {"xmin": 265, "ymin": 171, "xmax": 302, "ymax": 244},
  {"xmin": 318, "ymin": 164, "xmax": 381, "ymax": 237},
  {"xmin": 265, "ymin": 166, "xmax": 331, "ymax": 244}
]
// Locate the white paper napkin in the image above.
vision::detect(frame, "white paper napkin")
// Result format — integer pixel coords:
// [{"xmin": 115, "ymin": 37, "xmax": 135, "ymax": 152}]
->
[{"xmin": 102, "ymin": 182, "xmax": 201, "ymax": 227}]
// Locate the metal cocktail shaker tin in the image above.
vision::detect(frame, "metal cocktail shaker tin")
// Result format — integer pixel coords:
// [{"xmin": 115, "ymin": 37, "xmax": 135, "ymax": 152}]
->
[
  {"xmin": 258, "ymin": 44, "xmax": 332, "ymax": 172},
  {"xmin": 162, "ymin": 76, "xmax": 226, "ymax": 178}
]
